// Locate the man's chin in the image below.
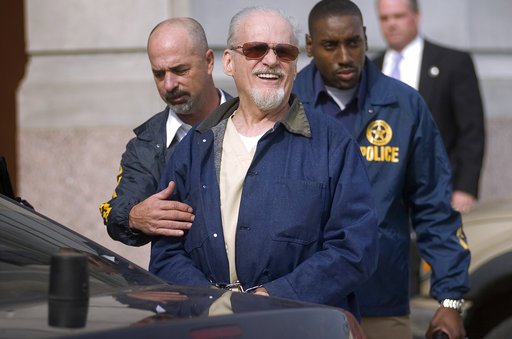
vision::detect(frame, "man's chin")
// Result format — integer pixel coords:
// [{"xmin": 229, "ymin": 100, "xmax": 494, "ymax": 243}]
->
[
  {"xmin": 168, "ymin": 102, "xmax": 193, "ymax": 115},
  {"xmin": 251, "ymin": 88, "xmax": 285, "ymax": 111},
  {"xmin": 331, "ymin": 80, "xmax": 357, "ymax": 91}
]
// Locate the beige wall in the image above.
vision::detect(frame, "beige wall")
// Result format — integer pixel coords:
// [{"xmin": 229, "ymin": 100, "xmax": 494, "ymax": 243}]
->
[
  {"xmin": 18, "ymin": 0, "xmax": 189, "ymax": 267},
  {"xmin": 18, "ymin": 0, "xmax": 512, "ymax": 269}
]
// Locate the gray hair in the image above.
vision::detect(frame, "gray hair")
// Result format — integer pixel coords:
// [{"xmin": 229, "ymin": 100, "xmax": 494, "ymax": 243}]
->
[{"xmin": 227, "ymin": 6, "xmax": 299, "ymax": 47}]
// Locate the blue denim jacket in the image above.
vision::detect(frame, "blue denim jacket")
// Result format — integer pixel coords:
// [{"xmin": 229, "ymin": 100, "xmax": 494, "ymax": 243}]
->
[{"xmin": 150, "ymin": 95, "xmax": 378, "ymax": 317}]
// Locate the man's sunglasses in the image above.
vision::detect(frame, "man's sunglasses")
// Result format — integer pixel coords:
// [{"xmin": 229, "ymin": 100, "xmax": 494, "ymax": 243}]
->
[{"xmin": 230, "ymin": 42, "xmax": 299, "ymax": 62}]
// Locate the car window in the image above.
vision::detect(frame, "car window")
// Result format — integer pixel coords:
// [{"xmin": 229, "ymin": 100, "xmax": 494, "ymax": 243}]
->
[{"xmin": 0, "ymin": 196, "xmax": 165, "ymax": 306}]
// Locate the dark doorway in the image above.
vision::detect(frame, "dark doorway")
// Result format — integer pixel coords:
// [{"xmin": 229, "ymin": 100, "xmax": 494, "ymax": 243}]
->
[{"xmin": 0, "ymin": 1, "xmax": 27, "ymax": 194}]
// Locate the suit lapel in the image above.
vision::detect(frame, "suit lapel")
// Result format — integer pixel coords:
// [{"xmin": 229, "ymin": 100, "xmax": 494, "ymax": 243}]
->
[{"xmin": 418, "ymin": 40, "xmax": 438, "ymax": 103}]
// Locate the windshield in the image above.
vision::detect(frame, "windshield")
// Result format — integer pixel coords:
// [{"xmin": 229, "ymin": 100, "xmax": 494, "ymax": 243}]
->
[{"xmin": 0, "ymin": 196, "xmax": 165, "ymax": 306}]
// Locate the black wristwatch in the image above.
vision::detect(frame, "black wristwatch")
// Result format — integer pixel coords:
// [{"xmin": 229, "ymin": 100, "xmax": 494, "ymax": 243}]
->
[{"xmin": 439, "ymin": 298, "xmax": 465, "ymax": 314}]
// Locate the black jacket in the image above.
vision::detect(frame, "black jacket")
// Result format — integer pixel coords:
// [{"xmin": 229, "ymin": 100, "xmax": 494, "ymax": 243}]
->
[{"xmin": 100, "ymin": 90, "xmax": 232, "ymax": 246}]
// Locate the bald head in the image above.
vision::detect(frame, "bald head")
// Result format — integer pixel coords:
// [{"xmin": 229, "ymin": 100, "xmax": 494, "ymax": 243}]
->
[{"xmin": 148, "ymin": 17, "xmax": 208, "ymax": 56}]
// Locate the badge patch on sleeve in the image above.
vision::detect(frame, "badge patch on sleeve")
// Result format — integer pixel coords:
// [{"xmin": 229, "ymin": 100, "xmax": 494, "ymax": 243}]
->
[
  {"xmin": 98, "ymin": 165, "xmax": 123, "ymax": 223},
  {"xmin": 457, "ymin": 227, "xmax": 469, "ymax": 250}
]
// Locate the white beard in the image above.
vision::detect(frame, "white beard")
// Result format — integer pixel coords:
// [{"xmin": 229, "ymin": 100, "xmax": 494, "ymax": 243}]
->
[{"xmin": 250, "ymin": 87, "xmax": 285, "ymax": 111}]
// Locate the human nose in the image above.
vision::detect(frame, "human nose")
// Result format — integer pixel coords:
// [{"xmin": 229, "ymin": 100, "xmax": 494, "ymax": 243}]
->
[
  {"xmin": 384, "ymin": 17, "xmax": 397, "ymax": 29},
  {"xmin": 261, "ymin": 47, "xmax": 279, "ymax": 66},
  {"xmin": 335, "ymin": 45, "xmax": 351, "ymax": 65},
  {"xmin": 163, "ymin": 72, "xmax": 179, "ymax": 92}
]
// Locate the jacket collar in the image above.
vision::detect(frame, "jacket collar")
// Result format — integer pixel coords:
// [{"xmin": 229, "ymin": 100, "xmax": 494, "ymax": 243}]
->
[
  {"xmin": 133, "ymin": 107, "xmax": 169, "ymax": 145},
  {"xmin": 363, "ymin": 58, "xmax": 403, "ymax": 107},
  {"xmin": 310, "ymin": 61, "xmax": 366, "ymax": 113},
  {"xmin": 197, "ymin": 94, "xmax": 311, "ymax": 138},
  {"xmin": 299, "ymin": 57, "xmax": 400, "ymax": 108},
  {"xmin": 133, "ymin": 88, "xmax": 233, "ymax": 143}
]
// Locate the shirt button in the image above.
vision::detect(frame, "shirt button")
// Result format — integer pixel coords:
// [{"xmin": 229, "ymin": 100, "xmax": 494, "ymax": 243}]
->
[
  {"xmin": 213, "ymin": 233, "xmax": 218, "ymax": 238},
  {"xmin": 202, "ymin": 185, "xmax": 207, "ymax": 189},
  {"xmin": 202, "ymin": 139, "xmax": 207, "ymax": 143}
]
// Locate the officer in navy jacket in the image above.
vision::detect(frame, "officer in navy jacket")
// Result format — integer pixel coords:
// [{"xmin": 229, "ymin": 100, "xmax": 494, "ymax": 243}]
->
[{"xmin": 292, "ymin": 1, "xmax": 470, "ymax": 338}]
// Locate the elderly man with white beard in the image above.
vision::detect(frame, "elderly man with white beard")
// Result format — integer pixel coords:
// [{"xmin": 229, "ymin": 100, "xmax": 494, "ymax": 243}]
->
[{"xmin": 149, "ymin": 6, "xmax": 378, "ymax": 319}]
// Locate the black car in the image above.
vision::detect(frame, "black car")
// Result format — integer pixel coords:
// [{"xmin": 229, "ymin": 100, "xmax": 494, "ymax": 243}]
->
[{"xmin": 0, "ymin": 194, "xmax": 362, "ymax": 338}]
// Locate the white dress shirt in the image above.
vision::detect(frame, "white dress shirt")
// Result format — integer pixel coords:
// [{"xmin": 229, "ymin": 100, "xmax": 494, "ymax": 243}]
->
[{"xmin": 382, "ymin": 35, "xmax": 424, "ymax": 90}]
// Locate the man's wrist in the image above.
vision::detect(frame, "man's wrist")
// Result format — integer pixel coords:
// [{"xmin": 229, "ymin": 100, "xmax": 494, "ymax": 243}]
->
[
  {"xmin": 127, "ymin": 200, "xmax": 142, "ymax": 234},
  {"xmin": 439, "ymin": 298, "xmax": 465, "ymax": 314}
]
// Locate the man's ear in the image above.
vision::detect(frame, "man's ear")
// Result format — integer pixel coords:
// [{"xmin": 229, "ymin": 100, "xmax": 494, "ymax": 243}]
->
[
  {"xmin": 305, "ymin": 34, "xmax": 313, "ymax": 57},
  {"xmin": 223, "ymin": 50, "xmax": 234, "ymax": 76},
  {"xmin": 206, "ymin": 49, "xmax": 215, "ymax": 75}
]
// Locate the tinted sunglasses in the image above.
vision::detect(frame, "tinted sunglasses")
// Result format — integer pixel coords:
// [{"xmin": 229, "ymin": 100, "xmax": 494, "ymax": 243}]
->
[{"xmin": 230, "ymin": 41, "xmax": 299, "ymax": 62}]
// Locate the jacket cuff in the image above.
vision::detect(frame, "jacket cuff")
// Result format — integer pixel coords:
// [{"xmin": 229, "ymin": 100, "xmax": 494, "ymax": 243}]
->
[
  {"xmin": 264, "ymin": 277, "xmax": 300, "ymax": 301},
  {"xmin": 109, "ymin": 199, "xmax": 152, "ymax": 246}
]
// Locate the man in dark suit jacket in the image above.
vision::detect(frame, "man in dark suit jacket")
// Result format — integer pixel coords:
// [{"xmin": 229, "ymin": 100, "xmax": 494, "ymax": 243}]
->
[{"xmin": 374, "ymin": 0, "xmax": 485, "ymax": 214}]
